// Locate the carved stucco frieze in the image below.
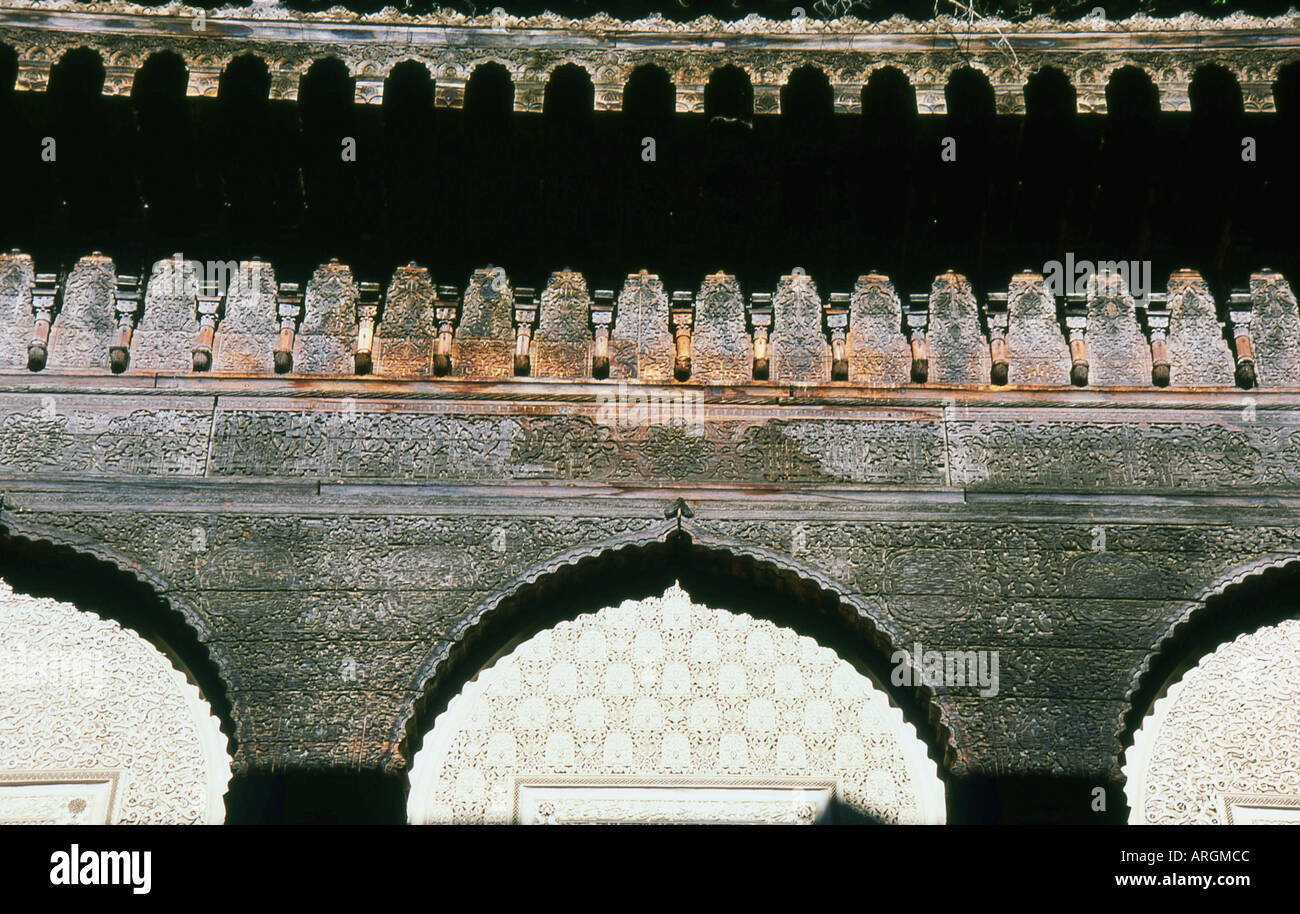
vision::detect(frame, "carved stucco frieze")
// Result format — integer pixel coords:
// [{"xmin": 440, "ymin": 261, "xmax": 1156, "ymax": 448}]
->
[
  {"xmin": 0, "ymin": 579, "xmax": 232, "ymax": 824},
  {"xmin": 406, "ymin": 583, "xmax": 946, "ymax": 824},
  {"xmin": 610, "ymin": 271, "xmax": 673, "ymax": 383},
  {"xmin": 1166, "ymin": 270, "xmax": 1234, "ymax": 387},
  {"xmin": 1124, "ymin": 617, "xmax": 1300, "ymax": 824},
  {"xmin": 1005, "ymin": 272, "xmax": 1070, "ymax": 387},
  {"xmin": 534, "ymin": 270, "xmax": 593, "ymax": 380},
  {"xmin": 770, "ymin": 273, "xmax": 828, "ymax": 385}
]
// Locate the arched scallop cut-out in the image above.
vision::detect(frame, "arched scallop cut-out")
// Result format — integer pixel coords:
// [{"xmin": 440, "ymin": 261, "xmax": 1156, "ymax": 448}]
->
[
  {"xmin": 407, "ymin": 583, "xmax": 945, "ymax": 824},
  {"xmin": 1124, "ymin": 616, "xmax": 1300, "ymax": 824},
  {"xmin": 0, "ymin": 578, "xmax": 232, "ymax": 824}
]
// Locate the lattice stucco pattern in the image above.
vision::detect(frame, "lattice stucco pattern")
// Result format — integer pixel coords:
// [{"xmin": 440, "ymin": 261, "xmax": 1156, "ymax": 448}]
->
[
  {"xmin": 0, "ymin": 579, "xmax": 232, "ymax": 824},
  {"xmin": 1124, "ymin": 617, "xmax": 1300, "ymax": 825},
  {"xmin": 407, "ymin": 584, "xmax": 946, "ymax": 824}
]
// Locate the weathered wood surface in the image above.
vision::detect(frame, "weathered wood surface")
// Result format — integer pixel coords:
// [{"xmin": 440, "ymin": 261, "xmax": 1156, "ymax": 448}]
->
[
  {"xmin": 1, "ymin": 373, "xmax": 1297, "ymax": 781},
  {"xmin": 0, "ymin": 6, "xmax": 1293, "ymax": 113}
]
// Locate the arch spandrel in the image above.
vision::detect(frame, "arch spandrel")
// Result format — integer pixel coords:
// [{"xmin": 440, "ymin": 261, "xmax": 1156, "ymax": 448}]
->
[
  {"xmin": 0, "ymin": 579, "xmax": 232, "ymax": 824},
  {"xmin": 407, "ymin": 583, "xmax": 946, "ymax": 824}
]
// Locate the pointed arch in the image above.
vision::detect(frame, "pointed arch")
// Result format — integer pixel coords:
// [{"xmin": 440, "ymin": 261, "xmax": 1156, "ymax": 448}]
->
[
  {"xmin": 391, "ymin": 523, "xmax": 953, "ymax": 785},
  {"xmin": 407, "ymin": 582, "xmax": 946, "ymax": 824},
  {"xmin": 0, "ymin": 511, "xmax": 239, "ymax": 748},
  {"xmin": 0, "ymin": 521, "xmax": 235, "ymax": 823},
  {"xmin": 1120, "ymin": 554, "xmax": 1300, "ymax": 789}
]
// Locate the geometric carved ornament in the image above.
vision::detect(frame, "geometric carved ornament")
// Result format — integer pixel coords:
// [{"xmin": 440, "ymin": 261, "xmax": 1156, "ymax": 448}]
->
[
  {"xmin": 407, "ymin": 584, "xmax": 945, "ymax": 824},
  {"xmin": 0, "ymin": 579, "xmax": 232, "ymax": 824},
  {"xmin": 1124, "ymin": 616, "xmax": 1300, "ymax": 824}
]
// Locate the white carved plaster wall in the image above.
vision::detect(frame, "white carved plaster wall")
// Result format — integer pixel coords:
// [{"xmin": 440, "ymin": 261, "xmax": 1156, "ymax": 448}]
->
[
  {"xmin": 1124, "ymin": 616, "xmax": 1300, "ymax": 825},
  {"xmin": 0, "ymin": 579, "xmax": 232, "ymax": 824},
  {"xmin": 408, "ymin": 583, "xmax": 946, "ymax": 824}
]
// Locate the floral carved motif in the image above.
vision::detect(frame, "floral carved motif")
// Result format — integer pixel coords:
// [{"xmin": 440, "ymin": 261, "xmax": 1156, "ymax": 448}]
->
[
  {"xmin": 407, "ymin": 583, "xmax": 946, "ymax": 824},
  {"xmin": 1124, "ymin": 617, "xmax": 1300, "ymax": 824},
  {"xmin": 0, "ymin": 579, "xmax": 231, "ymax": 824}
]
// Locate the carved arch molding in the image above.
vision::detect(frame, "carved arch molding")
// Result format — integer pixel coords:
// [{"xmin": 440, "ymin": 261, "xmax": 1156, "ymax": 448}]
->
[
  {"xmin": 408, "ymin": 584, "xmax": 946, "ymax": 824},
  {"xmin": 1125, "ymin": 617, "xmax": 1300, "ymax": 825},
  {"xmin": 0, "ymin": 579, "xmax": 232, "ymax": 824}
]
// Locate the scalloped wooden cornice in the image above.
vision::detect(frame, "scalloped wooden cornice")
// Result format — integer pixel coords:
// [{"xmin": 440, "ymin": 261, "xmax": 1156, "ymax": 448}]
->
[{"xmin": 0, "ymin": 1, "xmax": 1297, "ymax": 111}]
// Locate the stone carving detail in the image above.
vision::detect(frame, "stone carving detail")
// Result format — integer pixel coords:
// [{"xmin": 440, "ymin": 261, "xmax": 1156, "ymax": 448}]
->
[
  {"xmin": 512, "ymin": 778, "xmax": 838, "ymax": 824},
  {"xmin": 46, "ymin": 254, "xmax": 116, "ymax": 371},
  {"xmin": 692, "ymin": 272, "xmax": 751, "ymax": 384},
  {"xmin": 1086, "ymin": 272, "xmax": 1151, "ymax": 386},
  {"xmin": 212, "ymin": 260, "xmax": 278, "ymax": 373},
  {"xmin": 0, "ymin": 252, "xmax": 35, "ymax": 370},
  {"xmin": 770, "ymin": 273, "xmax": 828, "ymax": 384},
  {"xmin": 293, "ymin": 260, "xmax": 358, "ymax": 375},
  {"xmin": 534, "ymin": 271, "xmax": 593, "ymax": 379},
  {"xmin": 131, "ymin": 256, "xmax": 200, "ymax": 373},
  {"xmin": 377, "ymin": 264, "xmax": 436, "ymax": 376},
  {"xmin": 1249, "ymin": 272, "xmax": 1300, "ymax": 388},
  {"xmin": 0, "ymin": 772, "xmax": 121, "ymax": 824},
  {"xmin": 407, "ymin": 584, "xmax": 946, "ymax": 824},
  {"xmin": 926, "ymin": 272, "xmax": 990, "ymax": 386},
  {"xmin": 0, "ymin": 579, "xmax": 232, "ymax": 824},
  {"xmin": 454, "ymin": 268, "xmax": 515, "ymax": 378},
  {"xmin": 1124, "ymin": 617, "xmax": 1300, "ymax": 824},
  {"xmin": 1166, "ymin": 271, "xmax": 1233, "ymax": 387},
  {"xmin": 847, "ymin": 273, "xmax": 910, "ymax": 387},
  {"xmin": 1005, "ymin": 273, "xmax": 1070, "ymax": 386},
  {"xmin": 610, "ymin": 271, "xmax": 674, "ymax": 383}
]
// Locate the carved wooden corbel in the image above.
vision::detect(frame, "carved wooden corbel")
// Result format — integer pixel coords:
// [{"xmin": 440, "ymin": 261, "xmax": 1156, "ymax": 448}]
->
[
  {"xmin": 191, "ymin": 278, "xmax": 224, "ymax": 372},
  {"xmin": 433, "ymin": 283, "xmax": 460, "ymax": 376},
  {"xmin": 749, "ymin": 292, "xmax": 773, "ymax": 381},
  {"xmin": 670, "ymin": 290, "xmax": 693, "ymax": 381},
  {"xmin": 1227, "ymin": 290, "xmax": 1256, "ymax": 389},
  {"xmin": 353, "ymin": 280, "xmax": 382, "ymax": 375},
  {"xmin": 826, "ymin": 292, "xmax": 849, "ymax": 381},
  {"xmin": 109, "ymin": 270, "xmax": 143, "ymax": 374},
  {"xmin": 26, "ymin": 271, "xmax": 61, "ymax": 372},
  {"xmin": 513, "ymin": 286, "xmax": 538, "ymax": 376},
  {"xmin": 905, "ymin": 293, "xmax": 929, "ymax": 383},
  {"xmin": 1143, "ymin": 292, "xmax": 1170, "ymax": 387},
  {"xmin": 273, "ymin": 281, "xmax": 303, "ymax": 373},
  {"xmin": 1065, "ymin": 290, "xmax": 1089, "ymax": 386},
  {"xmin": 985, "ymin": 291, "xmax": 1009, "ymax": 386},
  {"xmin": 591, "ymin": 289, "xmax": 615, "ymax": 379}
]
